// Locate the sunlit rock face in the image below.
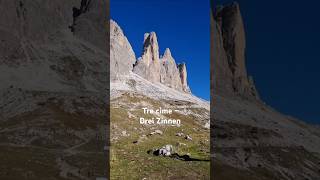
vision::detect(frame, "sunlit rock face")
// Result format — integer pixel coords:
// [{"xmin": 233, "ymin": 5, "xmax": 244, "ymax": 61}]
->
[
  {"xmin": 133, "ymin": 32, "xmax": 162, "ymax": 83},
  {"xmin": 160, "ymin": 48, "xmax": 184, "ymax": 91},
  {"xmin": 110, "ymin": 20, "xmax": 136, "ymax": 80},
  {"xmin": 111, "ymin": 19, "xmax": 192, "ymax": 93},
  {"xmin": 177, "ymin": 63, "xmax": 191, "ymax": 93}
]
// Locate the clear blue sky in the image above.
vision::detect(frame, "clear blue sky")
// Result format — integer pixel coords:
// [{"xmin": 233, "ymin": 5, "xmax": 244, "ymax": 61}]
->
[
  {"xmin": 215, "ymin": 0, "xmax": 320, "ymax": 124},
  {"xmin": 111, "ymin": 0, "xmax": 210, "ymax": 100}
]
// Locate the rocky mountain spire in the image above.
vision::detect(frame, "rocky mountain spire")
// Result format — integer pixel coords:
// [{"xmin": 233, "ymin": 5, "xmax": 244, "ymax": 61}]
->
[
  {"xmin": 178, "ymin": 63, "xmax": 191, "ymax": 93},
  {"xmin": 160, "ymin": 48, "xmax": 184, "ymax": 90},
  {"xmin": 213, "ymin": 2, "xmax": 259, "ymax": 100},
  {"xmin": 142, "ymin": 32, "xmax": 160, "ymax": 64},
  {"xmin": 163, "ymin": 48, "xmax": 172, "ymax": 59},
  {"xmin": 110, "ymin": 20, "xmax": 136, "ymax": 80},
  {"xmin": 133, "ymin": 32, "xmax": 161, "ymax": 83},
  {"xmin": 110, "ymin": 21, "xmax": 191, "ymax": 93}
]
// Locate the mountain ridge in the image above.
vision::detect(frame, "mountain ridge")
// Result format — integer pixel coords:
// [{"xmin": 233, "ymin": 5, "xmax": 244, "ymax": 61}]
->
[{"xmin": 110, "ymin": 19, "xmax": 192, "ymax": 94}]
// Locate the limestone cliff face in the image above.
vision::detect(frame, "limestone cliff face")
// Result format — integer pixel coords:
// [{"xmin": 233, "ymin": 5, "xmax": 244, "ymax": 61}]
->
[
  {"xmin": 0, "ymin": 0, "xmax": 76, "ymax": 65},
  {"xmin": 110, "ymin": 20, "xmax": 136, "ymax": 80},
  {"xmin": 211, "ymin": 11, "xmax": 233, "ymax": 96},
  {"xmin": 71, "ymin": 0, "xmax": 108, "ymax": 51},
  {"xmin": 213, "ymin": 2, "xmax": 259, "ymax": 100},
  {"xmin": 131, "ymin": 31, "xmax": 191, "ymax": 93},
  {"xmin": 111, "ymin": 21, "xmax": 192, "ymax": 93},
  {"xmin": 178, "ymin": 63, "xmax": 191, "ymax": 93},
  {"xmin": 0, "ymin": 0, "xmax": 76, "ymax": 41},
  {"xmin": 0, "ymin": 1, "xmax": 108, "ymax": 179},
  {"xmin": 133, "ymin": 32, "xmax": 161, "ymax": 83},
  {"xmin": 0, "ymin": 0, "xmax": 108, "ymax": 92},
  {"xmin": 212, "ymin": 3, "xmax": 320, "ymax": 180},
  {"xmin": 160, "ymin": 48, "xmax": 184, "ymax": 90}
]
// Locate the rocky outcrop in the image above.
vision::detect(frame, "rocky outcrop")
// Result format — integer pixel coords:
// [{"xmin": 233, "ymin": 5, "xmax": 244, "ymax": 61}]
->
[
  {"xmin": 110, "ymin": 20, "xmax": 136, "ymax": 80},
  {"xmin": 212, "ymin": 2, "xmax": 320, "ymax": 180},
  {"xmin": 178, "ymin": 63, "xmax": 191, "ymax": 93},
  {"xmin": 0, "ymin": 0, "xmax": 108, "ymax": 92},
  {"xmin": 69, "ymin": 0, "xmax": 92, "ymax": 32},
  {"xmin": 0, "ymin": 1, "xmax": 108, "ymax": 179},
  {"xmin": 159, "ymin": 48, "xmax": 184, "ymax": 90},
  {"xmin": 211, "ymin": 9, "xmax": 233, "ymax": 96},
  {"xmin": 133, "ymin": 32, "xmax": 161, "ymax": 83},
  {"xmin": 0, "ymin": 0, "xmax": 77, "ymax": 43},
  {"xmin": 129, "ymin": 30, "xmax": 191, "ymax": 93},
  {"xmin": 110, "ymin": 20, "xmax": 192, "ymax": 93},
  {"xmin": 0, "ymin": 0, "xmax": 75, "ymax": 65},
  {"xmin": 213, "ymin": 2, "xmax": 259, "ymax": 100},
  {"xmin": 71, "ymin": 0, "xmax": 108, "ymax": 51}
]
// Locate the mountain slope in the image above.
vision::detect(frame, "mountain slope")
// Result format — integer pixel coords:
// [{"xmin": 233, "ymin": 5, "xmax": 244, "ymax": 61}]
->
[
  {"xmin": 110, "ymin": 21, "xmax": 210, "ymax": 179},
  {"xmin": 0, "ymin": 0, "xmax": 108, "ymax": 179},
  {"xmin": 212, "ymin": 2, "xmax": 320, "ymax": 180}
]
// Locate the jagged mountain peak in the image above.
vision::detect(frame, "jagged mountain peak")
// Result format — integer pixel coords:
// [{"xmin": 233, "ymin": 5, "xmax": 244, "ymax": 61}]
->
[
  {"xmin": 161, "ymin": 48, "xmax": 176, "ymax": 65},
  {"xmin": 141, "ymin": 31, "xmax": 160, "ymax": 64},
  {"xmin": 144, "ymin": 32, "xmax": 157, "ymax": 43},
  {"xmin": 178, "ymin": 63, "xmax": 191, "ymax": 93},
  {"xmin": 163, "ymin": 48, "xmax": 172, "ymax": 59},
  {"xmin": 111, "ymin": 20, "xmax": 192, "ymax": 94},
  {"xmin": 110, "ymin": 19, "xmax": 120, "ymax": 30},
  {"xmin": 212, "ymin": 2, "xmax": 259, "ymax": 100},
  {"xmin": 214, "ymin": 1, "xmax": 240, "ymax": 17},
  {"xmin": 212, "ymin": 3, "xmax": 320, "ymax": 179},
  {"xmin": 110, "ymin": 19, "xmax": 136, "ymax": 80}
]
